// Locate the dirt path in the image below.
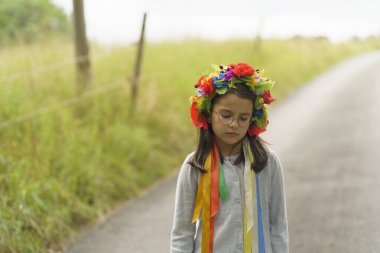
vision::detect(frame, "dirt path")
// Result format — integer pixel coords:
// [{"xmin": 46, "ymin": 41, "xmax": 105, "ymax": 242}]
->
[{"xmin": 65, "ymin": 51, "xmax": 380, "ymax": 253}]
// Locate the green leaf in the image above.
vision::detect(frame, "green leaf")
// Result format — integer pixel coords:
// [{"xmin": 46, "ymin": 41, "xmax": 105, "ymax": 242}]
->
[
  {"xmin": 205, "ymin": 98, "xmax": 212, "ymax": 114},
  {"xmin": 253, "ymin": 110, "xmax": 268, "ymax": 129},
  {"xmin": 240, "ymin": 76, "xmax": 251, "ymax": 82},
  {"xmin": 234, "ymin": 78, "xmax": 246, "ymax": 84},
  {"xmin": 216, "ymin": 87, "xmax": 228, "ymax": 95},
  {"xmin": 255, "ymin": 81, "xmax": 275, "ymax": 93},
  {"xmin": 196, "ymin": 97, "xmax": 212, "ymax": 114},
  {"xmin": 213, "ymin": 80, "xmax": 226, "ymax": 84},
  {"xmin": 254, "ymin": 117, "xmax": 266, "ymax": 129},
  {"xmin": 229, "ymin": 78, "xmax": 236, "ymax": 87},
  {"xmin": 255, "ymin": 98, "xmax": 264, "ymax": 110},
  {"xmin": 196, "ymin": 97, "xmax": 206, "ymax": 110}
]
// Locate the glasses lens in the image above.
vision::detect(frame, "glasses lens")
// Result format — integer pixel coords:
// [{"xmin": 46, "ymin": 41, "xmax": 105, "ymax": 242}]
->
[
  {"xmin": 217, "ymin": 112, "xmax": 251, "ymax": 127},
  {"xmin": 218, "ymin": 114, "xmax": 231, "ymax": 125}
]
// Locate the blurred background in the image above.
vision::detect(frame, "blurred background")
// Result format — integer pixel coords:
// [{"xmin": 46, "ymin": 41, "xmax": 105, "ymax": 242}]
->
[
  {"xmin": 53, "ymin": 0, "xmax": 380, "ymax": 45},
  {"xmin": 0, "ymin": 0, "xmax": 379, "ymax": 252}
]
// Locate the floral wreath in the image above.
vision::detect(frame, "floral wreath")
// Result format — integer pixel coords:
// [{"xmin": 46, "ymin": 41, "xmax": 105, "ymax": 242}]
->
[{"xmin": 190, "ymin": 63, "xmax": 276, "ymax": 136}]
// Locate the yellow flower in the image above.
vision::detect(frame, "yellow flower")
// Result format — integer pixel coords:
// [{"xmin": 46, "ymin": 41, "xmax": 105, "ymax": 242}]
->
[
  {"xmin": 208, "ymin": 70, "xmax": 220, "ymax": 79},
  {"xmin": 190, "ymin": 96, "xmax": 199, "ymax": 103},
  {"xmin": 247, "ymin": 77, "xmax": 258, "ymax": 87}
]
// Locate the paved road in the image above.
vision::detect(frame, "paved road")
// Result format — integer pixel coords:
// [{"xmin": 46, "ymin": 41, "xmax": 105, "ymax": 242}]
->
[{"xmin": 65, "ymin": 51, "xmax": 380, "ymax": 253}]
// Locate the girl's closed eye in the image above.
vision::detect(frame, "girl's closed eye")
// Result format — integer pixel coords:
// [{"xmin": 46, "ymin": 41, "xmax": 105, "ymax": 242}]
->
[
  {"xmin": 220, "ymin": 113, "xmax": 232, "ymax": 120},
  {"xmin": 218, "ymin": 111, "xmax": 251, "ymax": 123},
  {"xmin": 219, "ymin": 110, "xmax": 250, "ymax": 119},
  {"xmin": 239, "ymin": 116, "xmax": 250, "ymax": 122}
]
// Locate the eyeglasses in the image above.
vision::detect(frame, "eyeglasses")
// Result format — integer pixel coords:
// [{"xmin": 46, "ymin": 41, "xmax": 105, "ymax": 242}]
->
[{"xmin": 213, "ymin": 111, "xmax": 252, "ymax": 127}]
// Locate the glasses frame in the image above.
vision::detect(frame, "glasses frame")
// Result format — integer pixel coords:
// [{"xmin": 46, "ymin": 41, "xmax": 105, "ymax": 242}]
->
[{"xmin": 213, "ymin": 111, "xmax": 253, "ymax": 127}]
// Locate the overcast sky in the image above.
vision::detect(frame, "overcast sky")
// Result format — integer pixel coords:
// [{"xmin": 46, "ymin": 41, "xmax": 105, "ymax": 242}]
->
[{"xmin": 52, "ymin": 0, "xmax": 380, "ymax": 45}]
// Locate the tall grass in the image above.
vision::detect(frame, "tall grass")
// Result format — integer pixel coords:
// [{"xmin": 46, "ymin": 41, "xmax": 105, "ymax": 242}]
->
[{"xmin": 0, "ymin": 35, "xmax": 379, "ymax": 252}]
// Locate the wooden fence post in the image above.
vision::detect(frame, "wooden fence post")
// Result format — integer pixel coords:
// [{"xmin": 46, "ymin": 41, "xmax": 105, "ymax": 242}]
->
[
  {"xmin": 73, "ymin": 0, "xmax": 92, "ymax": 94},
  {"xmin": 254, "ymin": 15, "xmax": 264, "ymax": 52},
  {"xmin": 130, "ymin": 12, "xmax": 147, "ymax": 116}
]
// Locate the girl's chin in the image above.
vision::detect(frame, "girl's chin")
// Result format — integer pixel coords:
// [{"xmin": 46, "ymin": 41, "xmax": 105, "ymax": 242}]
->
[
  {"xmin": 216, "ymin": 137, "xmax": 244, "ymax": 151},
  {"xmin": 223, "ymin": 134, "xmax": 244, "ymax": 142}
]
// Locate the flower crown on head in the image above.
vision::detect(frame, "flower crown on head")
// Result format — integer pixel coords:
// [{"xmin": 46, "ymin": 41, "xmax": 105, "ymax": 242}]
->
[{"xmin": 190, "ymin": 63, "xmax": 276, "ymax": 136}]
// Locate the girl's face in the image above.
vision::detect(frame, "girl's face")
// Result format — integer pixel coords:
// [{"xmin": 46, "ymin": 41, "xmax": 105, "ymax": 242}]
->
[{"xmin": 210, "ymin": 93, "xmax": 253, "ymax": 155}]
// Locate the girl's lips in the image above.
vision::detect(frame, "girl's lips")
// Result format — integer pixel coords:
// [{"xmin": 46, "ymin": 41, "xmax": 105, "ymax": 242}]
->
[{"xmin": 225, "ymin": 132, "xmax": 239, "ymax": 136}]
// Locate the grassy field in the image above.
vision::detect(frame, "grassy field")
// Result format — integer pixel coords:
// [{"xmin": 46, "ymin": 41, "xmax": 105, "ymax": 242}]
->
[{"xmin": 0, "ymin": 35, "xmax": 379, "ymax": 252}]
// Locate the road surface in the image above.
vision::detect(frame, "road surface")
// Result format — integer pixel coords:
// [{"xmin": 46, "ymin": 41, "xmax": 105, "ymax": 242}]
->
[{"xmin": 65, "ymin": 51, "xmax": 380, "ymax": 253}]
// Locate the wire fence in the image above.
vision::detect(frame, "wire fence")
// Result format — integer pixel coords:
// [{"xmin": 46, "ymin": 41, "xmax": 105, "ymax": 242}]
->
[
  {"xmin": 0, "ymin": 12, "xmax": 150, "ymax": 130},
  {"xmin": 0, "ymin": 12, "xmax": 147, "ymax": 131},
  {"xmin": 0, "ymin": 51, "xmax": 111, "ymax": 83},
  {"xmin": 0, "ymin": 47, "xmax": 131, "ymax": 129},
  {"xmin": 0, "ymin": 44, "xmax": 131, "ymax": 129},
  {"xmin": 0, "ymin": 78, "xmax": 126, "ymax": 129}
]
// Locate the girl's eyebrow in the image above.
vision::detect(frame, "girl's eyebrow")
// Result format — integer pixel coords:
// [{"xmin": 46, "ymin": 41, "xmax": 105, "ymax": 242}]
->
[{"xmin": 218, "ymin": 108, "xmax": 251, "ymax": 116}]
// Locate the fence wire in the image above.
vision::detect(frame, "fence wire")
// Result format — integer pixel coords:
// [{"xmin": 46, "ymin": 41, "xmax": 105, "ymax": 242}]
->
[
  {"xmin": 0, "ymin": 78, "xmax": 126, "ymax": 129},
  {"xmin": 0, "ymin": 51, "xmax": 112, "ymax": 82}
]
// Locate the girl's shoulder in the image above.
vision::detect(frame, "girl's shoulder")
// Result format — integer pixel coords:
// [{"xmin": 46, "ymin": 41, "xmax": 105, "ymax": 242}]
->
[
  {"xmin": 183, "ymin": 151, "xmax": 196, "ymax": 164},
  {"xmin": 176, "ymin": 151, "xmax": 200, "ymax": 186},
  {"xmin": 265, "ymin": 148, "xmax": 284, "ymax": 174}
]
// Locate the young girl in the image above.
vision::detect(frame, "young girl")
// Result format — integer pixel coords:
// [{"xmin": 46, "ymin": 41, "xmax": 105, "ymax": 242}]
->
[{"xmin": 170, "ymin": 63, "xmax": 288, "ymax": 253}]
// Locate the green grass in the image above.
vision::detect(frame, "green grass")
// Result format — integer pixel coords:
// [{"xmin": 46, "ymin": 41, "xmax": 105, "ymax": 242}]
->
[{"xmin": 0, "ymin": 35, "xmax": 379, "ymax": 252}]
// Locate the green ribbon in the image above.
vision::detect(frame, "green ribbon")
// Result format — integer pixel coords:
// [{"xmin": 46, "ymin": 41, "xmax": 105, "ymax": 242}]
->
[{"xmin": 218, "ymin": 160, "xmax": 229, "ymax": 202}]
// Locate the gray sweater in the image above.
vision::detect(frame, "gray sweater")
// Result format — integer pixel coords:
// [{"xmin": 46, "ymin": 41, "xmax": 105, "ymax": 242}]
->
[{"xmin": 170, "ymin": 149, "xmax": 288, "ymax": 253}]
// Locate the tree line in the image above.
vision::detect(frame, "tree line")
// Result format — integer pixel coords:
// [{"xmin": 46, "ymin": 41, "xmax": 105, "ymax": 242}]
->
[{"xmin": 0, "ymin": 0, "xmax": 69, "ymax": 44}]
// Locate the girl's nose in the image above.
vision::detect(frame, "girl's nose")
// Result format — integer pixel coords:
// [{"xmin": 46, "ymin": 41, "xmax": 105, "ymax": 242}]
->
[{"xmin": 229, "ymin": 118, "xmax": 239, "ymax": 129}]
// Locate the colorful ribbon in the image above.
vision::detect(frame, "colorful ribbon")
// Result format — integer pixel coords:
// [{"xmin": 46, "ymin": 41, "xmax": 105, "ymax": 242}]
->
[{"xmin": 192, "ymin": 138, "xmax": 263, "ymax": 253}]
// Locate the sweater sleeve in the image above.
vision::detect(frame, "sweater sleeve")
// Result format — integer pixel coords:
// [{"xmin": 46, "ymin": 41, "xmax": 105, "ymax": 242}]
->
[
  {"xmin": 268, "ymin": 151, "xmax": 289, "ymax": 253},
  {"xmin": 170, "ymin": 153, "xmax": 199, "ymax": 253}
]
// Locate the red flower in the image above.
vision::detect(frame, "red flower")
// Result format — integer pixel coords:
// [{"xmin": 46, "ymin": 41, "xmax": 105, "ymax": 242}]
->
[
  {"xmin": 247, "ymin": 124, "xmax": 265, "ymax": 136},
  {"xmin": 262, "ymin": 91, "xmax": 276, "ymax": 105},
  {"xmin": 232, "ymin": 63, "xmax": 254, "ymax": 77},
  {"xmin": 195, "ymin": 76, "xmax": 205, "ymax": 88},
  {"xmin": 203, "ymin": 78, "xmax": 214, "ymax": 96},
  {"xmin": 196, "ymin": 76, "xmax": 214, "ymax": 96},
  {"xmin": 190, "ymin": 100, "xmax": 198, "ymax": 125},
  {"xmin": 190, "ymin": 99, "xmax": 208, "ymax": 129},
  {"xmin": 198, "ymin": 115, "xmax": 208, "ymax": 129}
]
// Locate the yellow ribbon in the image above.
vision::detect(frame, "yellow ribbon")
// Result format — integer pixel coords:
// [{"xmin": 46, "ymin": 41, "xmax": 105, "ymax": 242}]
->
[
  {"xmin": 243, "ymin": 138, "xmax": 258, "ymax": 253},
  {"xmin": 192, "ymin": 153, "xmax": 212, "ymax": 253},
  {"xmin": 192, "ymin": 174, "xmax": 203, "ymax": 223}
]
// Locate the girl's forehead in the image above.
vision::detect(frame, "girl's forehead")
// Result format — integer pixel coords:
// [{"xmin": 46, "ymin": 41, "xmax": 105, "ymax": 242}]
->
[{"xmin": 213, "ymin": 93, "xmax": 253, "ymax": 113}]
